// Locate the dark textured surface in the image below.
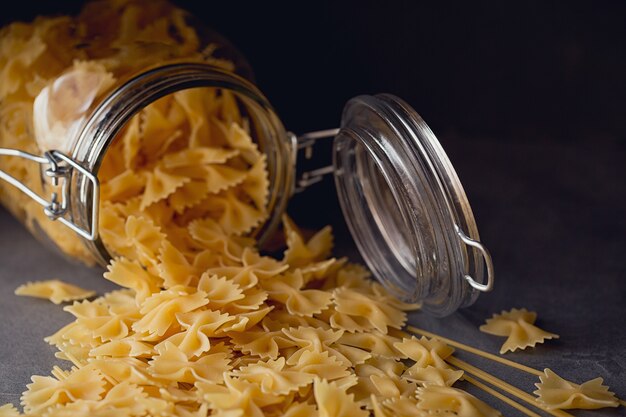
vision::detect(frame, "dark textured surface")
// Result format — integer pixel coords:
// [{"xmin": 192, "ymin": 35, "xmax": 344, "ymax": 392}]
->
[{"xmin": 1, "ymin": 135, "xmax": 625, "ymax": 416}]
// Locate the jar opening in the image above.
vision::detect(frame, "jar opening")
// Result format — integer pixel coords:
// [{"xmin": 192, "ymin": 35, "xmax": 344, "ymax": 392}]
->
[{"xmin": 68, "ymin": 64, "xmax": 291, "ymax": 264}]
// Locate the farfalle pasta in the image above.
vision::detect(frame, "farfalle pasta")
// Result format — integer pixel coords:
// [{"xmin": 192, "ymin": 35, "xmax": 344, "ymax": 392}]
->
[
  {"xmin": 415, "ymin": 386, "xmax": 501, "ymax": 417},
  {"xmin": 15, "ymin": 280, "xmax": 95, "ymax": 304},
  {"xmin": 0, "ymin": 404, "xmax": 20, "ymax": 417},
  {"xmin": 534, "ymin": 368, "xmax": 619, "ymax": 410},
  {"xmin": 479, "ymin": 308, "xmax": 559, "ymax": 354}
]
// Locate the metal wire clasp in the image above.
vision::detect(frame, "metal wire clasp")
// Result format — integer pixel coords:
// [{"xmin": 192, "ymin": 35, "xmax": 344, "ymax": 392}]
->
[
  {"xmin": 292, "ymin": 128, "xmax": 339, "ymax": 193},
  {"xmin": 454, "ymin": 224, "xmax": 494, "ymax": 292},
  {"xmin": 0, "ymin": 149, "xmax": 99, "ymax": 241}
]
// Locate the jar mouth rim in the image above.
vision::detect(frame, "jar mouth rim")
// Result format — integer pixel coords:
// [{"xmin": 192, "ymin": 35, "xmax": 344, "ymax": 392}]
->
[
  {"xmin": 69, "ymin": 62, "xmax": 291, "ymax": 265},
  {"xmin": 333, "ymin": 94, "xmax": 487, "ymax": 316}
]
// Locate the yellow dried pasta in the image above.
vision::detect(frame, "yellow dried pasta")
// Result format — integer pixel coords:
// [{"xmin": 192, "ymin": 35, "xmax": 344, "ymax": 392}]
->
[
  {"xmin": 479, "ymin": 308, "xmax": 559, "ymax": 354},
  {"xmin": 15, "ymin": 280, "xmax": 95, "ymax": 304},
  {"xmin": 534, "ymin": 368, "xmax": 619, "ymax": 410},
  {"xmin": 416, "ymin": 385, "xmax": 502, "ymax": 417},
  {"xmin": 0, "ymin": 404, "xmax": 20, "ymax": 417}
]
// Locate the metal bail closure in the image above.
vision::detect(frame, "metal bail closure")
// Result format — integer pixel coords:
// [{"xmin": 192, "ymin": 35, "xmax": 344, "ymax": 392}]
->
[
  {"xmin": 0, "ymin": 148, "xmax": 99, "ymax": 241},
  {"xmin": 332, "ymin": 94, "xmax": 494, "ymax": 317}
]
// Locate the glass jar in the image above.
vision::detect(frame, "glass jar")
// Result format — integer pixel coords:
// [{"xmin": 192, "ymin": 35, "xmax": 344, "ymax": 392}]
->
[{"xmin": 0, "ymin": 0, "xmax": 493, "ymax": 317}]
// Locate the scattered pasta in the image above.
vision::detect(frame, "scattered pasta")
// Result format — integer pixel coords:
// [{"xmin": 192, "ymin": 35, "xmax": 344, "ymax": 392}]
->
[
  {"xmin": 534, "ymin": 368, "xmax": 619, "ymax": 410},
  {"xmin": 416, "ymin": 385, "xmax": 502, "ymax": 417},
  {"xmin": 479, "ymin": 308, "xmax": 559, "ymax": 354},
  {"xmin": 0, "ymin": 404, "xmax": 20, "ymax": 417},
  {"xmin": 14, "ymin": 280, "xmax": 95, "ymax": 304}
]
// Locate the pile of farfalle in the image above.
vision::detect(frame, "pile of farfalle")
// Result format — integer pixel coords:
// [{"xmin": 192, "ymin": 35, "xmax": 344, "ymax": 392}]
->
[{"xmin": 6, "ymin": 211, "xmax": 516, "ymax": 417}]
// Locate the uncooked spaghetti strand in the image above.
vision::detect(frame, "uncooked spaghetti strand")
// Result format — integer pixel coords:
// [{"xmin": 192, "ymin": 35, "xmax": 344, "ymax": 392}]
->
[
  {"xmin": 407, "ymin": 325, "xmax": 543, "ymax": 376},
  {"xmin": 463, "ymin": 374, "xmax": 542, "ymax": 417},
  {"xmin": 447, "ymin": 356, "xmax": 574, "ymax": 417}
]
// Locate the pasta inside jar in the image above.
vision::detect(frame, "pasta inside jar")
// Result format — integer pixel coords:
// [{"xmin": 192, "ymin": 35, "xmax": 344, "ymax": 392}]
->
[
  {"xmin": 96, "ymin": 88, "xmax": 271, "ymax": 264},
  {"xmin": 0, "ymin": 0, "xmax": 286, "ymax": 264}
]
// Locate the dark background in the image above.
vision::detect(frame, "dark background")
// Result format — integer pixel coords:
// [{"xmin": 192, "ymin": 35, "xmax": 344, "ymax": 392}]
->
[{"xmin": 1, "ymin": 2, "xmax": 625, "ymax": 416}]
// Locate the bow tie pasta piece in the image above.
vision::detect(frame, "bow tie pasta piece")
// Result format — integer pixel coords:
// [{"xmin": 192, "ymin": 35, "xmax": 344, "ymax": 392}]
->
[
  {"xmin": 85, "ymin": 357, "xmax": 153, "ymax": 387},
  {"xmin": 0, "ymin": 404, "xmax": 20, "ymax": 417},
  {"xmin": 140, "ymin": 165, "xmax": 190, "ymax": 210},
  {"xmin": 275, "ymin": 325, "xmax": 374, "ymax": 368},
  {"xmin": 314, "ymin": 378, "xmax": 369, "ymax": 417},
  {"xmin": 148, "ymin": 342, "xmax": 231, "ymax": 384},
  {"xmin": 196, "ymin": 273, "xmax": 245, "ymax": 308},
  {"xmin": 350, "ymin": 358, "xmax": 417, "ymax": 406},
  {"xmin": 378, "ymin": 396, "xmax": 424, "ymax": 417},
  {"xmin": 283, "ymin": 215, "xmax": 334, "ymax": 268},
  {"xmin": 131, "ymin": 286, "xmax": 209, "ymax": 339},
  {"xmin": 157, "ymin": 309, "xmax": 236, "ymax": 358},
  {"xmin": 240, "ymin": 155, "xmax": 270, "ymax": 211},
  {"xmin": 228, "ymin": 328, "xmax": 295, "ymax": 360},
  {"xmin": 226, "ymin": 121, "xmax": 262, "ymax": 164},
  {"xmin": 123, "ymin": 215, "xmax": 166, "ymax": 268},
  {"xmin": 333, "ymin": 287, "xmax": 407, "ymax": 334},
  {"xmin": 15, "ymin": 280, "xmax": 95, "ymax": 304},
  {"xmin": 62, "ymin": 297, "xmax": 141, "ymax": 343},
  {"xmin": 290, "ymin": 350, "xmax": 352, "ymax": 382},
  {"xmin": 208, "ymin": 189, "xmax": 267, "ymax": 236},
  {"xmin": 89, "ymin": 338, "xmax": 154, "ymax": 359},
  {"xmin": 394, "ymin": 336, "xmax": 455, "ymax": 373},
  {"xmin": 90, "ymin": 381, "xmax": 149, "ymax": 416},
  {"xmin": 198, "ymin": 374, "xmax": 284, "ymax": 416},
  {"xmin": 282, "ymin": 327, "xmax": 344, "ymax": 362},
  {"xmin": 406, "ymin": 366, "xmax": 464, "ymax": 387},
  {"xmin": 100, "ymin": 169, "xmax": 147, "ymax": 202},
  {"xmin": 338, "ymin": 331, "xmax": 402, "ymax": 359},
  {"xmin": 534, "ymin": 368, "xmax": 619, "ymax": 410},
  {"xmin": 138, "ymin": 97, "xmax": 187, "ymax": 161},
  {"xmin": 20, "ymin": 367, "xmax": 106, "ymax": 414},
  {"xmin": 104, "ymin": 258, "xmax": 162, "ymax": 303},
  {"xmin": 188, "ymin": 218, "xmax": 255, "ymax": 262},
  {"xmin": 262, "ymin": 271, "xmax": 334, "ymax": 317},
  {"xmin": 156, "ymin": 241, "xmax": 199, "ymax": 288},
  {"xmin": 232, "ymin": 357, "xmax": 314, "ymax": 395},
  {"xmin": 416, "ymin": 385, "xmax": 502, "ymax": 417},
  {"xmin": 480, "ymin": 308, "xmax": 559, "ymax": 354},
  {"xmin": 41, "ymin": 381, "xmax": 151, "ymax": 417}
]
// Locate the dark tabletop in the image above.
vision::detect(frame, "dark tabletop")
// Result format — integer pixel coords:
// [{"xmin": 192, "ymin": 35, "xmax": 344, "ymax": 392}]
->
[{"xmin": 1, "ymin": 1, "xmax": 626, "ymax": 416}]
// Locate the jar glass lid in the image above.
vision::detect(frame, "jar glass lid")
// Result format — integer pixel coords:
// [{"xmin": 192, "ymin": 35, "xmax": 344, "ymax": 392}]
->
[{"xmin": 333, "ymin": 94, "xmax": 493, "ymax": 317}]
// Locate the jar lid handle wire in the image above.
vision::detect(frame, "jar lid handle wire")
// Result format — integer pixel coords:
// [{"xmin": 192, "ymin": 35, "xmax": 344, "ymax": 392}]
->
[
  {"xmin": 0, "ymin": 148, "xmax": 99, "ymax": 241},
  {"xmin": 455, "ymin": 224, "xmax": 494, "ymax": 292}
]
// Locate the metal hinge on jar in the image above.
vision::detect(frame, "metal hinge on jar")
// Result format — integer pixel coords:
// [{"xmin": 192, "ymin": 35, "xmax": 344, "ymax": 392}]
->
[
  {"xmin": 293, "ymin": 128, "xmax": 339, "ymax": 193},
  {"xmin": 0, "ymin": 148, "xmax": 99, "ymax": 241}
]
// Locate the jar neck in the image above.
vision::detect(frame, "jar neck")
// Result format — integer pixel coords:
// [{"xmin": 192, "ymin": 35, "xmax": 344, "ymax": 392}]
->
[{"xmin": 69, "ymin": 62, "xmax": 293, "ymax": 265}]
